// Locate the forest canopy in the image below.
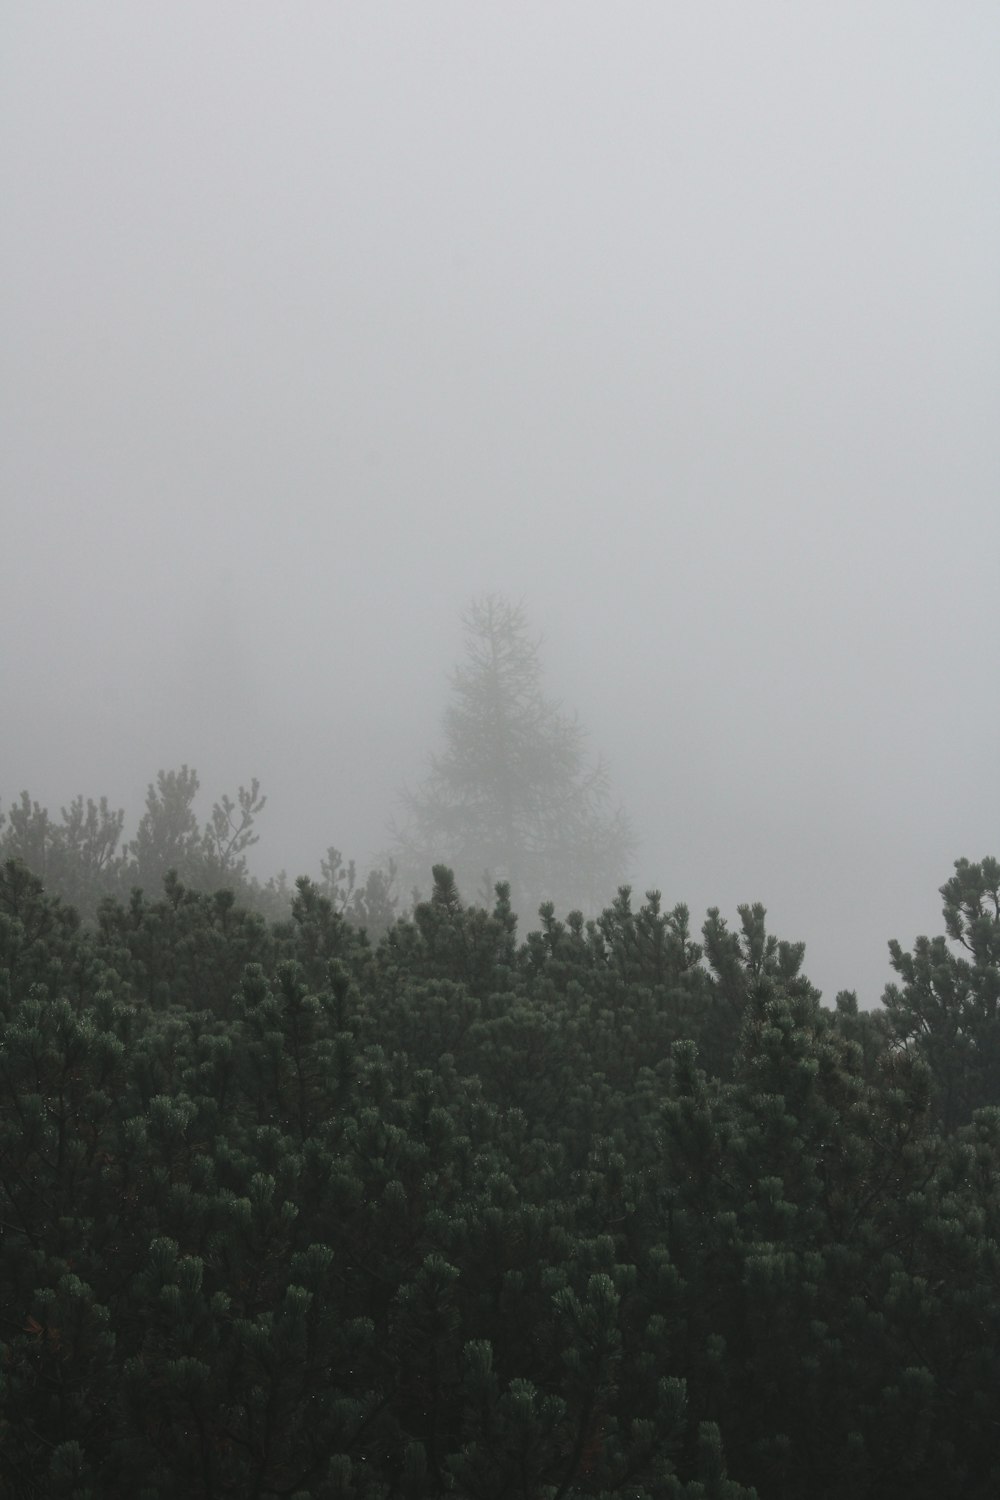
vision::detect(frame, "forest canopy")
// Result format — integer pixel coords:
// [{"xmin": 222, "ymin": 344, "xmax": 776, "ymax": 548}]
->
[
  {"xmin": 1, "ymin": 822, "xmax": 999, "ymax": 1496},
  {"xmin": 1, "ymin": 610, "xmax": 997, "ymax": 1498}
]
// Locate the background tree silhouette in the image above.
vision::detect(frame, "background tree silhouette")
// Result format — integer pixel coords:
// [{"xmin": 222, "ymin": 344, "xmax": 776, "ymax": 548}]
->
[{"xmin": 395, "ymin": 596, "xmax": 634, "ymax": 921}]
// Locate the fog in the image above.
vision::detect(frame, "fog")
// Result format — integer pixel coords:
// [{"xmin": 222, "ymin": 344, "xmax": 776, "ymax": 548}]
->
[{"xmin": 2, "ymin": 3, "xmax": 998, "ymax": 1004}]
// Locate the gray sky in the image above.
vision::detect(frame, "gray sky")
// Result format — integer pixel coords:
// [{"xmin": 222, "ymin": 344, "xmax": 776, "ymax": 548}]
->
[{"xmin": 2, "ymin": 2, "xmax": 998, "ymax": 1003}]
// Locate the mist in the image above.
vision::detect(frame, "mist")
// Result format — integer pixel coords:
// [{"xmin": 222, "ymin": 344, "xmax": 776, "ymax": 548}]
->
[{"xmin": 2, "ymin": 2, "xmax": 998, "ymax": 1004}]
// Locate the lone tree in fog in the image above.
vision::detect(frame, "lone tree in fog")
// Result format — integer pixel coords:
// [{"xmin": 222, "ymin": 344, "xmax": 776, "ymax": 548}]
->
[{"xmin": 396, "ymin": 596, "xmax": 634, "ymax": 920}]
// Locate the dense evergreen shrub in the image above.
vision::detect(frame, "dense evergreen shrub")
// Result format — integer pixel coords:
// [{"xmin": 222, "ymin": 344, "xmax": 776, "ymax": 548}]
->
[{"xmin": 2, "ymin": 856, "xmax": 999, "ymax": 1497}]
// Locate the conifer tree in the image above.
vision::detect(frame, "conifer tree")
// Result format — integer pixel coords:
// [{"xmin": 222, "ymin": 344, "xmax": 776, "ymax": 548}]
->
[
  {"xmin": 396, "ymin": 596, "xmax": 634, "ymax": 922},
  {"xmin": 9, "ymin": 817, "xmax": 1000, "ymax": 1498},
  {"xmin": 884, "ymin": 855, "xmax": 1000, "ymax": 1127},
  {"xmin": 0, "ymin": 792, "xmax": 126, "ymax": 921}
]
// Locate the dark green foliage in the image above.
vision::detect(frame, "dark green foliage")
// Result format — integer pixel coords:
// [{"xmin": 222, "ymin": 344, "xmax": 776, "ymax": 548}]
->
[
  {"xmin": 885, "ymin": 856, "xmax": 1000, "ymax": 1128},
  {"xmin": 2, "ymin": 852, "xmax": 1000, "ymax": 1497}
]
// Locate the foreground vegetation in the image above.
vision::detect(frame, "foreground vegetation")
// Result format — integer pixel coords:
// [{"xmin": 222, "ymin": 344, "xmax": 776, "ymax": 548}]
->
[{"xmin": 1, "ymin": 851, "xmax": 999, "ymax": 1497}]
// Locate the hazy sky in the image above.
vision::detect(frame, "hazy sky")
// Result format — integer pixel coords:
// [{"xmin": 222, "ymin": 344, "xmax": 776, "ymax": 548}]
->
[{"xmin": 3, "ymin": 3, "xmax": 998, "ymax": 1003}]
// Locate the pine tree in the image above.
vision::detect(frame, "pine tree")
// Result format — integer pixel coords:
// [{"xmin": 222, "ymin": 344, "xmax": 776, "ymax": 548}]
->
[
  {"xmin": 396, "ymin": 597, "xmax": 634, "ymax": 923},
  {"xmin": 884, "ymin": 856, "xmax": 1000, "ymax": 1128},
  {"xmin": 0, "ymin": 792, "xmax": 126, "ymax": 921}
]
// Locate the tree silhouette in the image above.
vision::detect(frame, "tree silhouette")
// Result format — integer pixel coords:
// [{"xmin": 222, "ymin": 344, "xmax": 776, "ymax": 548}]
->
[{"xmin": 395, "ymin": 596, "xmax": 634, "ymax": 921}]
